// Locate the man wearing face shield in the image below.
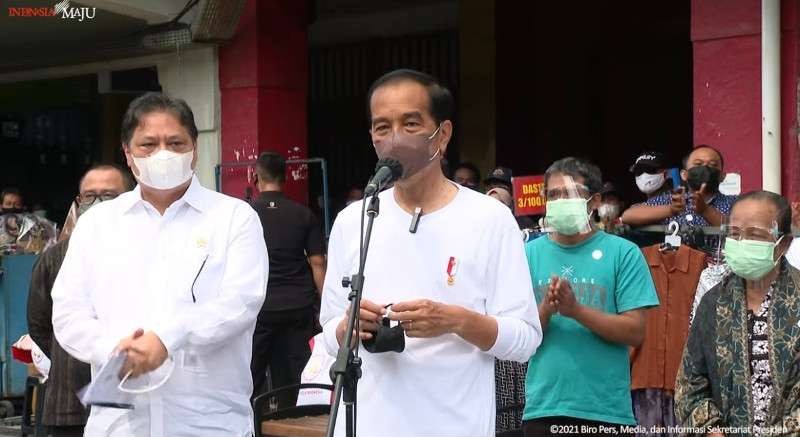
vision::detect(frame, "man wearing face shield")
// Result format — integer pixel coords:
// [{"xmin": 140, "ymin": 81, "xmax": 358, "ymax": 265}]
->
[
  {"xmin": 319, "ymin": 69, "xmax": 541, "ymax": 437},
  {"xmin": 622, "ymin": 145, "xmax": 735, "ymax": 227},
  {"xmin": 51, "ymin": 93, "xmax": 269, "ymax": 437},
  {"xmin": 27, "ymin": 164, "xmax": 132, "ymax": 437},
  {"xmin": 522, "ymin": 157, "xmax": 659, "ymax": 435},
  {"xmin": 675, "ymin": 191, "xmax": 799, "ymax": 436}
]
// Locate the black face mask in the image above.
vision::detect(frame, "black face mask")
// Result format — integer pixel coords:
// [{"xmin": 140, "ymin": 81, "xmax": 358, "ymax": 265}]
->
[
  {"xmin": 362, "ymin": 317, "xmax": 405, "ymax": 354},
  {"xmin": 1, "ymin": 208, "xmax": 23, "ymax": 215},
  {"xmin": 686, "ymin": 166, "xmax": 721, "ymax": 193}
]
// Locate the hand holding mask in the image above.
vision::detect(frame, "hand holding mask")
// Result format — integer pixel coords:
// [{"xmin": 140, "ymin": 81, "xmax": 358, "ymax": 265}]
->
[{"xmin": 362, "ymin": 304, "xmax": 405, "ymax": 353}]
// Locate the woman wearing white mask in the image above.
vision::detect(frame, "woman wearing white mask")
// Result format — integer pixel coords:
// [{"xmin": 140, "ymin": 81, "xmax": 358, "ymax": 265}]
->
[
  {"xmin": 675, "ymin": 191, "xmax": 798, "ymax": 437},
  {"xmin": 597, "ymin": 182, "xmax": 625, "ymax": 233}
]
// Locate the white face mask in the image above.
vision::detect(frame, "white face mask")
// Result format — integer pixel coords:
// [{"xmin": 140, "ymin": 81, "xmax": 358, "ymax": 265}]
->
[
  {"xmin": 598, "ymin": 203, "xmax": 620, "ymax": 220},
  {"xmin": 118, "ymin": 355, "xmax": 175, "ymax": 394},
  {"xmin": 635, "ymin": 172, "xmax": 666, "ymax": 194},
  {"xmin": 132, "ymin": 149, "xmax": 194, "ymax": 190}
]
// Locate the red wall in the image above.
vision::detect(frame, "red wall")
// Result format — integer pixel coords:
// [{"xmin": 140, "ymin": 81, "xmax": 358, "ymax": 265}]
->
[
  {"xmin": 218, "ymin": 0, "xmax": 309, "ymax": 203},
  {"xmin": 692, "ymin": 0, "xmax": 800, "ymax": 199},
  {"xmin": 781, "ymin": 0, "xmax": 800, "ymax": 202}
]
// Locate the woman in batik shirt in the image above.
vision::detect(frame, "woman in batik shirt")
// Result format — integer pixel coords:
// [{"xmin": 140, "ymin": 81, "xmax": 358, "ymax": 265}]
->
[{"xmin": 675, "ymin": 191, "xmax": 800, "ymax": 436}]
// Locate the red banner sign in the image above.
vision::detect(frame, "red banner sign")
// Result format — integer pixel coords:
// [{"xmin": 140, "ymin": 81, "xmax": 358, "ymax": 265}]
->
[{"xmin": 512, "ymin": 175, "xmax": 546, "ymax": 216}]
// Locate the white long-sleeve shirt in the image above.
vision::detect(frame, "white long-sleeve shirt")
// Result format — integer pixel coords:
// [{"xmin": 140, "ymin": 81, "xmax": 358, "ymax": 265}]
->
[
  {"xmin": 52, "ymin": 176, "xmax": 268, "ymax": 437},
  {"xmin": 320, "ymin": 184, "xmax": 542, "ymax": 437}
]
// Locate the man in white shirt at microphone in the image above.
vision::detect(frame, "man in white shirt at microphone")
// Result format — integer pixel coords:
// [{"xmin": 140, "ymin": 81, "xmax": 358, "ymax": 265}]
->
[
  {"xmin": 320, "ymin": 69, "xmax": 542, "ymax": 436},
  {"xmin": 51, "ymin": 93, "xmax": 269, "ymax": 437}
]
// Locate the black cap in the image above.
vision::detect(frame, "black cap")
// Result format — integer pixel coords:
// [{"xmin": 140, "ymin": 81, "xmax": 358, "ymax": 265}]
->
[
  {"xmin": 629, "ymin": 151, "xmax": 666, "ymax": 173},
  {"xmin": 485, "ymin": 166, "xmax": 513, "ymax": 186}
]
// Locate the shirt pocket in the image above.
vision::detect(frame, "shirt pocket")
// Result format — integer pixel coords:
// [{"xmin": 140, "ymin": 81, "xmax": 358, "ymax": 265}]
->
[
  {"xmin": 183, "ymin": 252, "xmax": 224, "ymax": 304},
  {"xmin": 169, "ymin": 237, "xmax": 217, "ymax": 305}
]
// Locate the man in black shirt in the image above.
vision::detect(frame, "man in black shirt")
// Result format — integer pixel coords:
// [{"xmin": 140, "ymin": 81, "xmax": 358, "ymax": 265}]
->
[{"xmin": 250, "ymin": 152, "xmax": 326, "ymax": 401}]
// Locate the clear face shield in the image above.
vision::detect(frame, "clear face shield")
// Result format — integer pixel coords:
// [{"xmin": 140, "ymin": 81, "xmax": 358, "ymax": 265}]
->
[
  {"xmin": 58, "ymin": 201, "xmax": 79, "ymax": 242},
  {"xmin": 722, "ymin": 220, "xmax": 786, "ymax": 287},
  {"xmin": 543, "ymin": 175, "xmax": 595, "ymax": 236}
]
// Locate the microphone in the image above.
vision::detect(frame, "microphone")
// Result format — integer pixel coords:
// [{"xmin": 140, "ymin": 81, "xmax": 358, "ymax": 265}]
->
[{"xmin": 364, "ymin": 158, "xmax": 403, "ymax": 196}]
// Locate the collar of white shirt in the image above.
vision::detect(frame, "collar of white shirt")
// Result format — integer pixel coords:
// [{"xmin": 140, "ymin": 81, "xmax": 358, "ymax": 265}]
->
[{"xmin": 121, "ymin": 176, "xmax": 212, "ymax": 215}]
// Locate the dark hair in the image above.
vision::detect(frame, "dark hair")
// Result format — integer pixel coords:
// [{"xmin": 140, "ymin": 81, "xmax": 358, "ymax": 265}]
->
[
  {"xmin": 1, "ymin": 187, "xmax": 22, "ymax": 204},
  {"xmin": 255, "ymin": 152, "xmax": 286, "ymax": 183},
  {"xmin": 80, "ymin": 164, "xmax": 135, "ymax": 191},
  {"xmin": 366, "ymin": 69, "xmax": 453, "ymax": 125},
  {"xmin": 453, "ymin": 162, "xmax": 480, "ymax": 183},
  {"xmin": 731, "ymin": 190, "xmax": 792, "ymax": 236},
  {"xmin": 120, "ymin": 92, "xmax": 198, "ymax": 145},
  {"xmin": 544, "ymin": 157, "xmax": 604, "ymax": 195},
  {"xmin": 682, "ymin": 144, "xmax": 725, "ymax": 169}
]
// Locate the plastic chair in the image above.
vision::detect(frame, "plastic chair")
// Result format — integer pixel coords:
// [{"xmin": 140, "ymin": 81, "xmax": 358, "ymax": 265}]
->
[{"xmin": 253, "ymin": 383, "xmax": 333, "ymax": 437}]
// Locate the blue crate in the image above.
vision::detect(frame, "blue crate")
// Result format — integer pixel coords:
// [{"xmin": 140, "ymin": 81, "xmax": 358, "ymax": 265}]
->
[{"xmin": 0, "ymin": 255, "xmax": 37, "ymax": 398}]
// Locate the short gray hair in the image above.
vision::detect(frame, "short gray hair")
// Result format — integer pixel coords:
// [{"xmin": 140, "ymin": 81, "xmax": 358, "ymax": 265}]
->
[
  {"xmin": 732, "ymin": 190, "xmax": 792, "ymax": 235},
  {"xmin": 544, "ymin": 157, "xmax": 604, "ymax": 195},
  {"xmin": 120, "ymin": 92, "xmax": 198, "ymax": 145}
]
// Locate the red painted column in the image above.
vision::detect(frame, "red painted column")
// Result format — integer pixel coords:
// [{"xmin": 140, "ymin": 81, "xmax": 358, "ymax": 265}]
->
[
  {"xmin": 781, "ymin": 0, "xmax": 800, "ymax": 203},
  {"xmin": 218, "ymin": 0, "xmax": 309, "ymax": 203},
  {"xmin": 692, "ymin": 0, "xmax": 800, "ymax": 199}
]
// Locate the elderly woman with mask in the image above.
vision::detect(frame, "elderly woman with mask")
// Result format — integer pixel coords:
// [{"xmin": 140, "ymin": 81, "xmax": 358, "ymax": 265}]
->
[{"xmin": 675, "ymin": 190, "xmax": 800, "ymax": 436}]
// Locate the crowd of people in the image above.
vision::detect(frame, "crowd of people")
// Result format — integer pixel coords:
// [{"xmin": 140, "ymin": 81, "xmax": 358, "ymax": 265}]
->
[{"xmin": 1, "ymin": 68, "xmax": 799, "ymax": 437}]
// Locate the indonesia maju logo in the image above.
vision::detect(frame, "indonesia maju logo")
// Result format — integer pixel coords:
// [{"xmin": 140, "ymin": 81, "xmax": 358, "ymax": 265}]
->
[{"xmin": 55, "ymin": 0, "xmax": 96, "ymax": 21}]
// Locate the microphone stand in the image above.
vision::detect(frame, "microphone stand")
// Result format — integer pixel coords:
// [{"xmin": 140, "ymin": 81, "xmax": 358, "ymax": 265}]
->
[{"xmin": 326, "ymin": 192, "xmax": 380, "ymax": 437}]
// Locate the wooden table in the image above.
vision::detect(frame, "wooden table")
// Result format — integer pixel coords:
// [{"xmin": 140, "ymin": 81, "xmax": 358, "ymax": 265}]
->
[{"xmin": 262, "ymin": 415, "xmax": 329, "ymax": 437}]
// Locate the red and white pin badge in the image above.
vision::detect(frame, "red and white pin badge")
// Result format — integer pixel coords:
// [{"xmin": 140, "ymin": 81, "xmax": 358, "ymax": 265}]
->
[{"xmin": 446, "ymin": 256, "xmax": 459, "ymax": 286}]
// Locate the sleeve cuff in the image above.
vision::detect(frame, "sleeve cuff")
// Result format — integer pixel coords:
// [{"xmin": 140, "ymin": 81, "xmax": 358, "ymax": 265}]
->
[
  {"xmin": 91, "ymin": 336, "xmax": 119, "ymax": 368},
  {"xmin": 486, "ymin": 315, "xmax": 539, "ymax": 363},
  {"xmin": 152, "ymin": 318, "xmax": 188, "ymax": 355},
  {"xmin": 322, "ymin": 315, "xmax": 344, "ymax": 357}
]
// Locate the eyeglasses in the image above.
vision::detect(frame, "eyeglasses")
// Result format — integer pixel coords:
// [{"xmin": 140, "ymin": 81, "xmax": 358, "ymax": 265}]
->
[
  {"xmin": 545, "ymin": 184, "xmax": 591, "ymax": 201},
  {"xmin": 76, "ymin": 192, "xmax": 119, "ymax": 205},
  {"xmin": 722, "ymin": 225, "xmax": 780, "ymax": 243}
]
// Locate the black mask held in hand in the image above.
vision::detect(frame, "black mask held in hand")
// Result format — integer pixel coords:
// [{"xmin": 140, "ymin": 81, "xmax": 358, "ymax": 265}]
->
[
  {"xmin": 362, "ymin": 316, "xmax": 405, "ymax": 354},
  {"xmin": 686, "ymin": 165, "xmax": 721, "ymax": 193}
]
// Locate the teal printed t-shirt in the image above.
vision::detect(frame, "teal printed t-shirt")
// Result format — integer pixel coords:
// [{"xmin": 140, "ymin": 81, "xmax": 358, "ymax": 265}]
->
[{"xmin": 523, "ymin": 231, "xmax": 658, "ymax": 425}]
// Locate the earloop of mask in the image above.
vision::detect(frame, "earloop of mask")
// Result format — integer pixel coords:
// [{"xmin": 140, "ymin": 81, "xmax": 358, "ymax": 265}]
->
[
  {"xmin": 118, "ymin": 355, "xmax": 176, "ymax": 394},
  {"xmin": 427, "ymin": 123, "xmax": 443, "ymax": 161}
]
